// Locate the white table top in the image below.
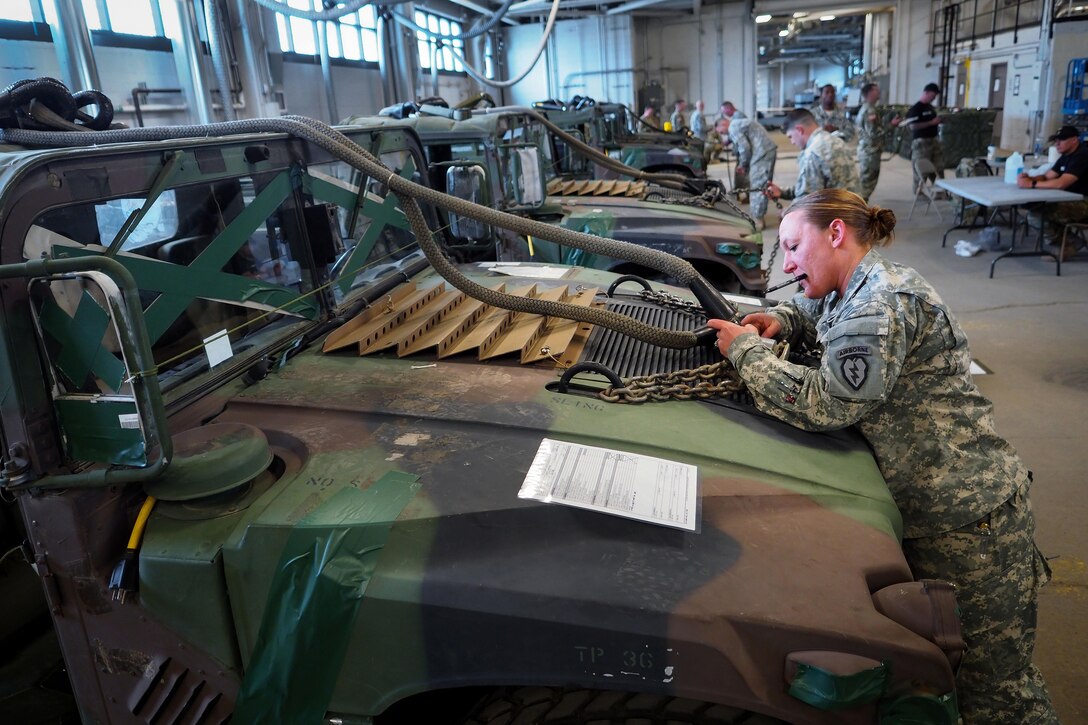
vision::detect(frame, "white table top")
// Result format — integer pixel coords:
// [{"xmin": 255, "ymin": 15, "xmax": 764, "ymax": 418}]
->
[{"xmin": 936, "ymin": 176, "xmax": 1084, "ymax": 206}]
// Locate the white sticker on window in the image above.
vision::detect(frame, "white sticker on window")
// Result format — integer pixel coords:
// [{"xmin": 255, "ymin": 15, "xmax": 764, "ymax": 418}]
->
[{"xmin": 204, "ymin": 330, "xmax": 233, "ymax": 368}]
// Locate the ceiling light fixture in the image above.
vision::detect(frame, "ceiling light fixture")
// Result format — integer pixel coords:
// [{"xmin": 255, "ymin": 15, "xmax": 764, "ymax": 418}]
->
[
  {"xmin": 820, "ymin": 14, "xmax": 836, "ymax": 21},
  {"xmin": 778, "ymin": 29, "xmax": 789, "ymax": 36},
  {"xmin": 793, "ymin": 11, "xmax": 807, "ymax": 18},
  {"xmin": 756, "ymin": 14, "xmax": 772, "ymax": 23}
]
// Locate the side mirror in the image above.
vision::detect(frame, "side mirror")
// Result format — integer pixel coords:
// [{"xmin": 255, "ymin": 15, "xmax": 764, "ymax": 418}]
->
[
  {"xmin": 445, "ymin": 164, "xmax": 491, "ymax": 242},
  {"xmin": 500, "ymin": 143, "xmax": 546, "ymax": 210}
]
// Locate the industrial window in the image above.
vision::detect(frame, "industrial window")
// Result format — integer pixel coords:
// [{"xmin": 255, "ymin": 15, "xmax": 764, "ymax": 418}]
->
[
  {"xmin": 3, "ymin": 0, "xmax": 163, "ymax": 36},
  {"xmin": 415, "ymin": 10, "xmax": 465, "ymax": 74},
  {"xmin": 274, "ymin": 0, "xmax": 380, "ymax": 63}
]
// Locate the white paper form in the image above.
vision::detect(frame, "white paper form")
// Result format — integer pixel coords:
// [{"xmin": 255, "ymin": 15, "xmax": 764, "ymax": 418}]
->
[{"xmin": 519, "ymin": 438, "xmax": 699, "ymax": 531}]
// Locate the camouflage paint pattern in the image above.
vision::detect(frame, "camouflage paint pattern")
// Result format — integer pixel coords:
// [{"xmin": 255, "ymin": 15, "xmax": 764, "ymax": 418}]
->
[
  {"xmin": 725, "ymin": 249, "xmax": 1057, "ymax": 722},
  {"xmin": 0, "ymin": 126, "xmax": 966, "ymax": 724},
  {"xmin": 726, "ymin": 118, "xmax": 777, "ymax": 220},
  {"xmin": 779, "ymin": 129, "xmax": 860, "ymax": 200},
  {"xmin": 809, "ymin": 104, "xmax": 856, "ymax": 143}
]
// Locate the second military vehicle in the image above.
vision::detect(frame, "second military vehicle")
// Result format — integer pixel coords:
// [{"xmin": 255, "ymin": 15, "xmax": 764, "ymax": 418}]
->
[{"xmin": 352, "ymin": 104, "xmax": 765, "ymax": 294}]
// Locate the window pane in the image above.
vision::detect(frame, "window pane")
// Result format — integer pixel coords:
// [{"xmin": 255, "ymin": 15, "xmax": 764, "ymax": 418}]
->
[
  {"xmin": 276, "ymin": 14, "xmax": 289, "ymax": 51},
  {"xmin": 439, "ymin": 18, "xmax": 450, "ymax": 35},
  {"xmin": 415, "ymin": 10, "xmax": 425, "ymax": 25},
  {"xmin": 442, "ymin": 46, "xmax": 453, "ymax": 70},
  {"xmin": 360, "ymin": 4, "xmax": 376, "ymax": 28},
  {"xmin": 80, "ymin": 0, "xmax": 102, "ymax": 29},
  {"xmin": 343, "ymin": 28, "xmax": 361, "ymax": 61},
  {"xmin": 107, "ymin": 0, "xmax": 156, "ymax": 35},
  {"xmin": 326, "ymin": 22, "xmax": 341, "ymax": 58},
  {"xmin": 291, "ymin": 15, "xmax": 315, "ymax": 54},
  {"xmin": 1, "ymin": 1, "xmax": 34, "ymax": 22},
  {"xmin": 159, "ymin": 0, "xmax": 180, "ymax": 39},
  {"xmin": 342, "ymin": 11, "xmax": 358, "ymax": 26},
  {"xmin": 361, "ymin": 29, "xmax": 378, "ymax": 62},
  {"xmin": 428, "ymin": 15, "xmax": 438, "ymax": 32},
  {"xmin": 418, "ymin": 39, "xmax": 430, "ymax": 69}
]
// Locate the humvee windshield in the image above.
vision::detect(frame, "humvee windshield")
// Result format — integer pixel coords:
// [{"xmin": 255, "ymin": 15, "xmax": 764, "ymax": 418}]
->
[{"xmin": 18, "ymin": 132, "xmax": 431, "ymax": 397}]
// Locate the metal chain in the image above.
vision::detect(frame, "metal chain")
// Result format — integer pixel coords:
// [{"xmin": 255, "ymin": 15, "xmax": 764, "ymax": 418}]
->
[
  {"xmin": 599, "ymin": 340, "xmax": 790, "ymax": 404},
  {"xmin": 637, "ymin": 288, "xmax": 704, "ymax": 315}
]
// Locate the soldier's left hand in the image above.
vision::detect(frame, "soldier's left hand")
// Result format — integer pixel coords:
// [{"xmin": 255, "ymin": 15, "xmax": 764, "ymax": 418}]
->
[{"xmin": 706, "ymin": 319, "xmax": 760, "ymax": 357}]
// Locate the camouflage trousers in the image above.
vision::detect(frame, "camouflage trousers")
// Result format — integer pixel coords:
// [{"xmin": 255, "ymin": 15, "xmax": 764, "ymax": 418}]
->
[
  {"xmin": 857, "ymin": 143, "xmax": 881, "ymax": 201},
  {"xmin": 911, "ymin": 137, "xmax": 945, "ymax": 188},
  {"xmin": 902, "ymin": 485, "xmax": 1059, "ymax": 725},
  {"xmin": 747, "ymin": 151, "xmax": 777, "ymax": 221},
  {"xmin": 1024, "ymin": 199, "xmax": 1088, "ymax": 245}
]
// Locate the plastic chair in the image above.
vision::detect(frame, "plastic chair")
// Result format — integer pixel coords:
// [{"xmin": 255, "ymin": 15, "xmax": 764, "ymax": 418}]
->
[{"xmin": 909, "ymin": 158, "xmax": 944, "ymax": 221}]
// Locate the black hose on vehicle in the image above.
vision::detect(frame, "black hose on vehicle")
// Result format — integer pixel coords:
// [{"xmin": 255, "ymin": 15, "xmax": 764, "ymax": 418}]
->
[{"xmin": 0, "ymin": 77, "xmax": 115, "ymax": 131}]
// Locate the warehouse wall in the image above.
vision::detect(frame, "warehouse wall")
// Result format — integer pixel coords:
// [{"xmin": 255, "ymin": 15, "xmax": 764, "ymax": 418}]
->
[
  {"xmin": 634, "ymin": 4, "xmax": 757, "ymax": 119},
  {"xmin": 504, "ymin": 15, "xmax": 634, "ymax": 108}
]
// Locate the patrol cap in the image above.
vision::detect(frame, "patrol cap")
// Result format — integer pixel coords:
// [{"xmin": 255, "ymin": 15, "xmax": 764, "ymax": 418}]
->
[{"xmin": 1049, "ymin": 125, "xmax": 1080, "ymax": 142}]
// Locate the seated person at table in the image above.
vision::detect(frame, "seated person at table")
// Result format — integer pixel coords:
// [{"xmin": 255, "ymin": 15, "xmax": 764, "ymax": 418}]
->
[{"xmin": 1017, "ymin": 125, "xmax": 1088, "ymax": 260}]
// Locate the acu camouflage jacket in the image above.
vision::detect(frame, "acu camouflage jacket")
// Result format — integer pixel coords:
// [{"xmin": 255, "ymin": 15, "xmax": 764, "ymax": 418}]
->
[
  {"xmin": 810, "ymin": 103, "xmax": 856, "ymax": 143},
  {"xmin": 781, "ymin": 129, "xmax": 861, "ymax": 200},
  {"xmin": 726, "ymin": 250, "xmax": 1025, "ymax": 538}
]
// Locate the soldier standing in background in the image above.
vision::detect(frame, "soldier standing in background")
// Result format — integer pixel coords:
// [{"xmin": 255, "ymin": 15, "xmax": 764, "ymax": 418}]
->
[
  {"xmin": 717, "ymin": 116, "xmax": 777, "ymax": 230},
  {"xmin": 767, "ymin": 109, "xmax": 860, "ymax": 204},
  {"xmin": 719, "ymin": 100, "xmax": 746, "ymax": 121},
  {"xmin": 690, "ymin": 99, "xmax": 708, "ymax": 140},
  {"xmin": 640, "ymin": 105, "xmax": 661, "ymax": 130},
  {"xmin": 669, "ymin": 99, "xmax": 687, "ymax": 132},
  {"xmin": 904, "ymin": 83, "xmax": 944, "ymax": 188},
  {"xmin": 855, "ymin": 82, "xmax": 900, "ymax": 201},
  {"xmin": 809, "ymin": 84, "xmax": 855, "ymax": 143},
  {"xmin": 707, "ymin": 189, "xmax": 1060, "ymax": 725}
]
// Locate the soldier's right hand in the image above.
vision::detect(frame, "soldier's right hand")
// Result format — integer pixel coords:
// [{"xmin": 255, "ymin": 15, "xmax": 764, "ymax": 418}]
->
[
  {"xmin": 765, "ymin": 182, "xmax": 781, "ymax": 200},
  {"xmin": 740, "ymin": 313, "xmax": 782, "ymax": 339}
]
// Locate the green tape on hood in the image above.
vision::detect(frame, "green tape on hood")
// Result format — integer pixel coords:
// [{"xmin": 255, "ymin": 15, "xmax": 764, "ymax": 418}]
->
[{"xmin": 233, "ymin": 471, "xmax": 421, "ymax": 722}]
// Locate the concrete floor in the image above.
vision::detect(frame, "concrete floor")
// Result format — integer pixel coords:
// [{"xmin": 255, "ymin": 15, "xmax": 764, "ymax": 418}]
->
[{"xmin": 711, "ymin": 148, "xmax": 1088, "ymax": 723}]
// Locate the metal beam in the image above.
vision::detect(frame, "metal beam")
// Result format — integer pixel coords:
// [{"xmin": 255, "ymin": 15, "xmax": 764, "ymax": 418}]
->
[
  {"xmin": 606, "ymin": 0, "xmax": 678, "ymax": 15},
  {"xmin": 447, "ymin": 0, "xmax": 520, "ymax": 25},
  {"xmin": 508, "ymin": 0, "xmax": 604, "ymax": 15}
]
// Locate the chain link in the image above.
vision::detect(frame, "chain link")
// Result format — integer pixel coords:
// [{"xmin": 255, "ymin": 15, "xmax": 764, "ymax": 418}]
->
[
  {"xmin": 598, "ymin": 340, "xmax": 790, "ymax": 404},
  {"xmin": 637, "ymin": 288, "xmax": 704, "ymax": 315}
]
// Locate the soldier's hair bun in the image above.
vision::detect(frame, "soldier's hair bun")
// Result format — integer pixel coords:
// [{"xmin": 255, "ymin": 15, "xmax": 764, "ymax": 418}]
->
[{"xmin": 868, "ymin": 206, "xmax": 897, "ymax": 246}]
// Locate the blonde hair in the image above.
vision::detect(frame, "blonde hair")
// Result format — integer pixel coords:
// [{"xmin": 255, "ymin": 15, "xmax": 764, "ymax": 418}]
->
[{"xmin": 782, "ymin": 189, "xmax": 896, "ymax": 247}]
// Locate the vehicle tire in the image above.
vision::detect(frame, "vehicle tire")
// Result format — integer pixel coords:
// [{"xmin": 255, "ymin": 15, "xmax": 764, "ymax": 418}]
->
[{"xmin": 463, "ymin": 687, "xmax": 785, "ymax": 725}]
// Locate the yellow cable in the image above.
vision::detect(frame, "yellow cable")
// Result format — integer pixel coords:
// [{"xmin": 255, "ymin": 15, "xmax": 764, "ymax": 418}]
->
[
  {"xmin": 527, "ymin": 234, "xmax": 535, "ymax": 257},
  {"xmin": 126, "ymin": 495, "xmax": 156, "ymax": 550}
]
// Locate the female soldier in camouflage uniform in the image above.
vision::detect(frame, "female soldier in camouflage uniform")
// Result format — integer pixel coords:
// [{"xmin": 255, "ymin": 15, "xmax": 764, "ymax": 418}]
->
[{"xmin": 707, "ymin": 190, "xmax": 1059, "ymax": 725}]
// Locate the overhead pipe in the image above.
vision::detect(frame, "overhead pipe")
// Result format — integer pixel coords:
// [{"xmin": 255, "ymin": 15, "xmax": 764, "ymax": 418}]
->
[
  {"xmin": 205, "ymin": 0, "xmax": 237, "ymax": 121},
  {"xmin": 315, "ymin": 20, "xmax": 339, "ymax": 122},
  {"xmin": 48, "ymin": 0, "xmax": 101, "ymax": 93},
  {"xmin": 170, "ymin": 0, "xmax": 215, "ymax": 123}
]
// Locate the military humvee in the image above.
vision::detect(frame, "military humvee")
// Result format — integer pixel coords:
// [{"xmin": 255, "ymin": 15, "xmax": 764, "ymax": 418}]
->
[
  {"xmin": 536, "ymin": 99, "xmax": 706, "ymax": 179},
  {"xmin": 347, "ymin": 105, "xmax": 764, "ymax": 295},
  {"xmin": 0, "ymin": 115, "xmax": 963, "ymax": 724}
]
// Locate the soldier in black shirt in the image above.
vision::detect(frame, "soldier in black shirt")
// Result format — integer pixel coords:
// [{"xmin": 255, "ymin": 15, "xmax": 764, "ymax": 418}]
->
[
  {"xmin": 903, "ymin": 83, "xmax": 944, "ymax": 188},
  {"xmin": 1018, "ymin": 125, "xmax": 1088, "ymax": 259}
]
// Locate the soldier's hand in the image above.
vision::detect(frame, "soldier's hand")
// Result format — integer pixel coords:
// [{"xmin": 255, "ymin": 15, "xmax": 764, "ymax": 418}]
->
[
  {"xmin": 706, "ymin": 318, "xmax": 760, "ymax": 357},
  {"xmin": 765, "ymin": 182, "xmax": 781, "ymax": 200},
  {"xmin": 736, "ymin": 165, "xmax": 746, "ymax": 176},
  {"xmin": 739, "ymin": 313, "xmax": 782, "ymax": 339}
]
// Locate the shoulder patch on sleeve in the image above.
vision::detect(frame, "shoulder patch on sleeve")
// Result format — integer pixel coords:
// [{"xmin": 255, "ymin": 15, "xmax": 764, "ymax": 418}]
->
[{"xmin": 823, "ymin": 316, "xmax": 888, "ymax": 401}]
